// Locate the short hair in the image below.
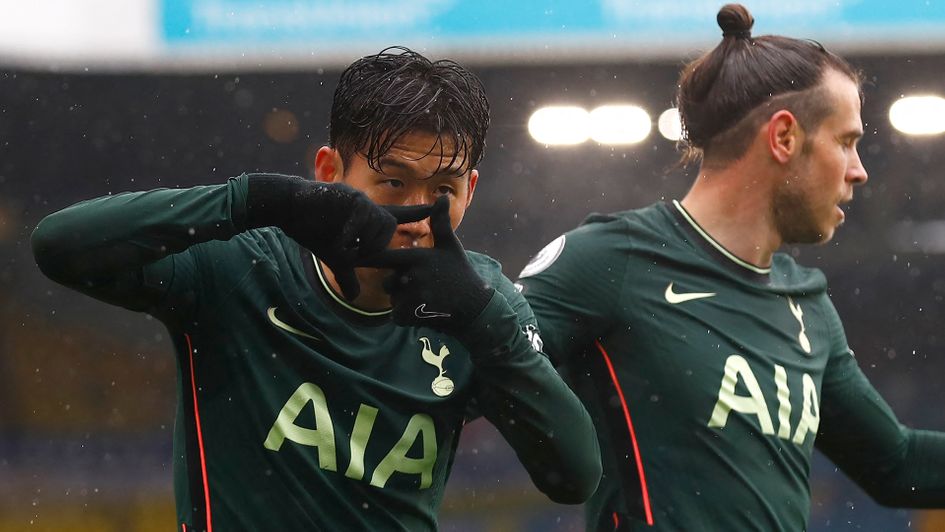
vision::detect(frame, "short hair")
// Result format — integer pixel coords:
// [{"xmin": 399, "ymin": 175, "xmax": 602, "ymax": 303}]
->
[
  {"xmin": 676, "ymin": 4, "xmax": 862, "ymax": 167},
  {"xmin": 329, "ymin": 46, "xmax": 490, "ymax": 176}
]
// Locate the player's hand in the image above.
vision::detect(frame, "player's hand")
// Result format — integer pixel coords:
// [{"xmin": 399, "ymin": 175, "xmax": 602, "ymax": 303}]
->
[
  {"xmin": 246, "ymin": 174, "xmax": 431, "ymax": 300},
  {"xmin": 358, "ymin": 195, "xmax": 494, "ymax": 333}
]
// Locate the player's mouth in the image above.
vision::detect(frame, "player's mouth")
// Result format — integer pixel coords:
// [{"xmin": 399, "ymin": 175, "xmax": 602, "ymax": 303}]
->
[{"xmin": 836, "ymin": 196, "xmax": 853, "ymax": 224}]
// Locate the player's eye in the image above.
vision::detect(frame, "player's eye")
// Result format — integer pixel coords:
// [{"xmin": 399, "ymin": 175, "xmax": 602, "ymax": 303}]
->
[
  {"xmin": 435, "ymin": 185, "xmax": 456, "ymax": 196},
  {"xmin": 381, "ymin": 179, "xmax": 405, "ymax": 189}
]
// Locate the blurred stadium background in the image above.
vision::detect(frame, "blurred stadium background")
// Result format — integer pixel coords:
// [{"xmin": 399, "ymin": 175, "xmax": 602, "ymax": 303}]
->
[{"xmin": 3, "ymin": 1, "xmax": 945, "ymax": 530}]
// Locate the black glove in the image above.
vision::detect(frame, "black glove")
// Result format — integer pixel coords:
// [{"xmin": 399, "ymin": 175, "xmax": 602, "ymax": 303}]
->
[
  {"xmin": 358, "ymin": 195, "xmax": 494, "ymax": 334},
  {"xmin": 245, "ymin": 174, "xmax": 429, "ymax": 300}
]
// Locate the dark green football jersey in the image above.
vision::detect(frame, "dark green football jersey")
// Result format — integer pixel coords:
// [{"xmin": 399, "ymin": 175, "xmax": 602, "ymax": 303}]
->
[
  {"xmin": 519, "ymin": 201, "xmax": 921, "ymax": 531},
  {"xmin": 160, "ymin": 231, "xmax": 529, "ymax": 531},
  {"xmin": 32, "ymin": 175, "xmax": 601, "ymax": 531}
]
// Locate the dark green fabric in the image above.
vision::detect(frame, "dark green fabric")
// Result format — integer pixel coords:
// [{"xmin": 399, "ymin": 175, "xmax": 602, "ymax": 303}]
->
[
  {"xmin": 520, "ymin": 201, "xmax": 945, "ymax": 531},
  {"xmin": 32, "ymin": 174, "xmax": 600, "ymax": 531}
]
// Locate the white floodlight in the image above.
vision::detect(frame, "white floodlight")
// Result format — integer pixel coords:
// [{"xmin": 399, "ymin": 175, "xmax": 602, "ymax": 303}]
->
[
  {"xmin": 889, "ymin": 95, "xmax": 945, "ymax": 136},
  {"xmin": 589, "ymin": 105, "xmax": 651, "ymax": 145},
  {"xmin": 527, "ymin": 106, "xmax": 591, "ymax": 145}
]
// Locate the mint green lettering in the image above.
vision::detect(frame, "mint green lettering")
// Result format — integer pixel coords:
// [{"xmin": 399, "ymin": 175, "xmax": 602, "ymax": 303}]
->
[
  {"xmin": 774, "ymin": 364, "xmax": 792, "ymax": 439},
  {"xmin": 344, "ymin": 404, "xmax": 379, "ymax": 481},
  {"xmin": 263, "ymin": 382, "xmax": 337, "ymax": 471},
  {"xmin": 708, "ymin": 355, "xmax": 775, "ymax": 435},
  {"xmin": 370, "ymin": 414, "xmax": 437, "ymax": 489},
  {"xmin": 792, "ymin": 373, "xmax": 821, "ymax": 445}
]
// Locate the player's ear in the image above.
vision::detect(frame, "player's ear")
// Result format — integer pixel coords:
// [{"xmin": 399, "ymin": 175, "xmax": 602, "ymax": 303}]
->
[
  {"xmin": 314, "ymin": 146, "xmax": 343, "ymax": 183},
  {"xmin": 767, "ymin": 110, "xmax": 800, "ymax": 165},
  {"xmin": 464, "ymin": 169, "xmax": 478, "ymax": 209}
]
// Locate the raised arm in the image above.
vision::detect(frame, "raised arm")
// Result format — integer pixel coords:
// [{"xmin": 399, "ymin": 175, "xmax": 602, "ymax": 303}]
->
[
  {"xmin": 32, "ymin": 173, "xmax": 405, "ymax": 313},
  {"xmin": 31, "ymin": 177, "xmax": 250, "ymax": 312}
]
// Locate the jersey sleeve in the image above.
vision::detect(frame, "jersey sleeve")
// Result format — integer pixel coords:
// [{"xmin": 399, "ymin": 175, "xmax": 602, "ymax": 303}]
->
[
  {"xmin": 493, "ymin": 256, "xmax": 544, "ymax": 351},
  {"xmin": 461, "ymin": 254, "xmax": 602, "ymax": 504},
  {"xmin": 516, "ymin": 217, "xmax": 628, "ymax": 366},
  {"xmin": 31, "ymin": 175, "xmax": 251, "ymax": 325},
  {"xmin": 815, "ymin": 300, "xmax": 945, "ymax": 506}
]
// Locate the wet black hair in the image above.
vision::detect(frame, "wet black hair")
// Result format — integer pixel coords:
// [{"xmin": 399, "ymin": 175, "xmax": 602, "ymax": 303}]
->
[{"xmin": 329, "ymin": 46, "xmax": 490, "ymax": 177}]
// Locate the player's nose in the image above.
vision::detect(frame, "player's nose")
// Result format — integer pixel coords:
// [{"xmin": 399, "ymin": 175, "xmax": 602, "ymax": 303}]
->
[
  {"xmin": 398, "ymin": 216, "xmax": 431, "ymax": 239},
  {"xmin": 395, "ymin": 194, "xmax": 434, "ymax": 242},
  {"xmin": 848, "ymin": 148, "xmax": 868, "ymax": 185}
]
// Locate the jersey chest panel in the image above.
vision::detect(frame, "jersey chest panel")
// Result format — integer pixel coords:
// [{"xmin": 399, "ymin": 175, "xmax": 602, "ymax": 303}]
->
[
  {"xmin": 181, "ymin": 263, "xmax": 477, "ymax": 507},
  {"xmin": 611, "ymin": 257, "xmax": 832, "ymax": 457}
]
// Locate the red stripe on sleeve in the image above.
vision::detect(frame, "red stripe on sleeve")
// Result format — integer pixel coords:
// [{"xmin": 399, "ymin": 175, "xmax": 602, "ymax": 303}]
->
[
  {"xmin": 186, "ymin": 334, "xmax": 213, "ymax": 532},
  {"xmin": 595, "ymin": 339, "xmax": 653, "ymax": 526}
]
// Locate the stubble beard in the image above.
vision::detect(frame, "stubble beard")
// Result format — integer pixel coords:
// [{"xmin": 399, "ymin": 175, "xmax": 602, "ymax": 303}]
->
[{"xmin": 771, "ymin": 168, "xmax": 831, "ymax": 245}]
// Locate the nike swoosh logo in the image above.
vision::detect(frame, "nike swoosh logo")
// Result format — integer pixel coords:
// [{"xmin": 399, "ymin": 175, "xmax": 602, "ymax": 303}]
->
[
  {"xmin": 267, "ymin": 307, "xmax": 321, "ymax": 340},
  {"xmin": 415, "ymin": 304, "xmax": 451, "ymax": 319},
  {"xmin": 664, "ymin": 282, "xmax": 716, "ymax": 304}
]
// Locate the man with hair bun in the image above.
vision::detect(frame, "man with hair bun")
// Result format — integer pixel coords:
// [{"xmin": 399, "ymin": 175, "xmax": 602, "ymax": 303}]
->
[
  {"xmin": 519, "ymin": 4, "xmax": 945, "ymax": 530},
  {"xmin": 31, "ymin": 47, "xmax": 601, "ymax": 530}
]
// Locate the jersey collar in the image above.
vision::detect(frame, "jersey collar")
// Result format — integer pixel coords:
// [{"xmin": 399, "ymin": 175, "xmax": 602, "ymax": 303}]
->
[
  {"xmin": 670, "ymin": 200, "xmax": 772, "ymax": 280},
  {"xmin": 310, "ymin": 253, "xmax": 393, "ymax": 317}
]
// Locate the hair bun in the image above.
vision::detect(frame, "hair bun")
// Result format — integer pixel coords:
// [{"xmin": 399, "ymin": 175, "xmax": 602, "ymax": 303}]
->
[{"xmin": 717, "ymin": 3, "xmax": 754, "ymax": 39}]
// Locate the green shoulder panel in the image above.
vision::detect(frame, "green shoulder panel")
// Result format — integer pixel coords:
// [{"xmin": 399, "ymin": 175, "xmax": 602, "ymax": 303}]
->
[
  {"xmin": 466, "ymin": 250, "xmax": 536, "ymax": 329},
  {"xmin": 517, "ymin": 211, "xmax": 636, "ymax": 365}
]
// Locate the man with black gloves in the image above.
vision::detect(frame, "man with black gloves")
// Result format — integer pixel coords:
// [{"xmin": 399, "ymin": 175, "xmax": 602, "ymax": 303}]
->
[{"xmin": 31, "ymin": 47, "xmax": 601, "ymax": 531}]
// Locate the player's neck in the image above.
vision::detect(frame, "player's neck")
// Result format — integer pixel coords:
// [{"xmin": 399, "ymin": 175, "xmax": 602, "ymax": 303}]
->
[
  {"xmin": 680, "ymin": 163, "xmax": 783, "ymax": 268},
  {"xmin": 320, "ymin": 262, "xmax": 392, "ymax": 311}
]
